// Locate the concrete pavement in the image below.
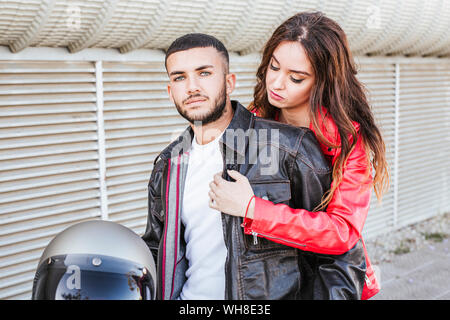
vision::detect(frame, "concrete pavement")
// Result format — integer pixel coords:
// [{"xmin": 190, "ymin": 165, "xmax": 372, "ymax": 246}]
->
[{"xmin": 371, "ymin": 239, "xmax": 450, "ymax": 300}]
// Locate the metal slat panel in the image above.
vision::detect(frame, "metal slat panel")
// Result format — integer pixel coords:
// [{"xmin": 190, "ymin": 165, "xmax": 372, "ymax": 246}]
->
[
  {"xmin": 357, "ymin": 62, "xmax": 396, "ymax": 239},
  {"xmin": 0, "ymin": 142, "xmax": 98, "ymax": 162},
  {"xmin": 0, "ymin": 60, "xmax": 102, "ymax": 300},
  {"xmin": 230, "ymin": 61, "xmax": 259, "ymax": 107},
  {"xmin": 396, "ymin": 63, "xmax": 450, "ymax": 229},
  {"xmin": 0, "ymin": 73, "xmax": 95, "ymax": 85},
  {"xmin": 1, "ymin": 132, "xmax": 98, "ymax": 149},
  {"xmin": 0, "ymin": 124, "xmax": 98, "ymax": 140},
  {"xmin": 1, "ymin": 200, "xmax": 100, "ymax": 226},
  {"xmin": 0, "ymin": 102, "xmax": 96, "ymax": 117},
  {"xmin": 362, "ymin": 192, "xmax": 395, "ymax": 238}
]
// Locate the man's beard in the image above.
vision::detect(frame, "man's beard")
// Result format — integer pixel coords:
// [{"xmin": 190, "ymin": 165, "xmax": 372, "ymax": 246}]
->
[{"xmin": 174, "ymin": 84, "xmax": 227, "ymax": 126}]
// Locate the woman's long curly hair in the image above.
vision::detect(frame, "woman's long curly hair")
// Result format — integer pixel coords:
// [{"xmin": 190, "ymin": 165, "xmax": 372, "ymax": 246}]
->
[{"xmin": 249, "ymin": 11, "xmax": 390, "ymax": 209}]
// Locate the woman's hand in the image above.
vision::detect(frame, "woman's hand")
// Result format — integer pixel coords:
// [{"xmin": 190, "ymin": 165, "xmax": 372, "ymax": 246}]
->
[{"xmin": 209, "ymin": 170, "xmax": 255, "ymax": 219}]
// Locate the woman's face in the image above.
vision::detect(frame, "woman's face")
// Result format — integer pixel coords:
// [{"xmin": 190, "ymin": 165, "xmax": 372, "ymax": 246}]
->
[{"xmin": 265, "ymin": 41, "xmax": 315, "ymax": 112}]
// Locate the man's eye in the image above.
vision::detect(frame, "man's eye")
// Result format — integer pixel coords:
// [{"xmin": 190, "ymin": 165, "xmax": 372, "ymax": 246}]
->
[
  {"xmin": 173, "ymin": 76, "xmax": 184, "ymax": 81},
  {"xmin": 200, "ymin": 71, "xmax": 211, "ymax": 76}
]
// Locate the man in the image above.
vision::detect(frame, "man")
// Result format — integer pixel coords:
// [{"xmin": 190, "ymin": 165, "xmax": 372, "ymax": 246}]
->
[{"xmin": 142, "ymin": 33, "xmax": 332, "ymax": 300}]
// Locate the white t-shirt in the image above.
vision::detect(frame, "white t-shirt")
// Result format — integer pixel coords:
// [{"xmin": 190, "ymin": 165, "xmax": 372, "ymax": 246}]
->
[{"xmin": 179, "ymin": 133, "xmax": 228, "ymax": 300}]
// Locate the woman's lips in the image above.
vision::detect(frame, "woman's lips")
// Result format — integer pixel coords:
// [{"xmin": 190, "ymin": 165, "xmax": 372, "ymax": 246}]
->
[{"xmin": 269, "ymin": 90, "xmax": 284, "ymax": 101}]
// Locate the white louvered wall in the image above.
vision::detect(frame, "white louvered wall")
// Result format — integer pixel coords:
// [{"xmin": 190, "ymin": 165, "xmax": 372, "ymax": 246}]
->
[
  {"xmin": 0, "ymin": 61, "xmax": 102, "ymax": 299},
  {"xmin": 396, "ymin": 62, "xmax": 450, "ymax": 227},
  {"xmin": 1, "ymin": 55, "xmax": 450, "ymax": 299},
  {"xmin": 357, "ymin": 61, "xmax": 396, "ymax": 238}
]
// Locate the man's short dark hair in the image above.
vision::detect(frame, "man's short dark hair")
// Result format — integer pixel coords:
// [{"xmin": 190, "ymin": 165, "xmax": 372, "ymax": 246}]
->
[{"xmin": 165, "ymin": 33, "xmax": 229, "ymax": 73}]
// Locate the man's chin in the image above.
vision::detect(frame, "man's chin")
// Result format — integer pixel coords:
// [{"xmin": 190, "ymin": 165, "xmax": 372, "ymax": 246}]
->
[
  {"xmin": 175, "ymin": 88, "xmax": 227, "ymax": 125},
  {"xmin": 181, "ymin": 113, "xmax": 211, "ymax": 125}
]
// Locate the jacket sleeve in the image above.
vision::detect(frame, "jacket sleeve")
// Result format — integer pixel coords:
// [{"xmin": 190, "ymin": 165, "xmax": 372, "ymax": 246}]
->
[
  {"xmin": 244, "ymin": 130, "xmax": 373, "ymax": 255},
  {"xmin": 142, "ymin": 156, "xmax": 165, "ymax": 264}
]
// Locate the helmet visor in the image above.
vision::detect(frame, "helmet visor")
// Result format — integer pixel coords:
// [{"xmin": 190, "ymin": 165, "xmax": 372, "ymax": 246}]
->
[{"xmin": 32, "ymin": 254, "xmax": 154, "ymax": 300}]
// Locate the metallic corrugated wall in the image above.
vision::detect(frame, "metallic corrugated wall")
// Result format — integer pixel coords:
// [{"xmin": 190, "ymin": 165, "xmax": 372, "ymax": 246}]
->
[
  {"xmin": 396, "ymin": 63, "xmax": 450, "ymax": 226},
  {"xmin": 357, "ymin": 61, "xmax": 396, "ymax": 237},
  {"xmin": 0, "ymin": 60, "xmax": 101, "ymax": 298}
]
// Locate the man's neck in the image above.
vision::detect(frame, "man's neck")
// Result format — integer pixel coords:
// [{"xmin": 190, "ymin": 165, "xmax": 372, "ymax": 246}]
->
[{"xmin": 191, "ymin": 101, "xmax": 234, "ymax": 145}]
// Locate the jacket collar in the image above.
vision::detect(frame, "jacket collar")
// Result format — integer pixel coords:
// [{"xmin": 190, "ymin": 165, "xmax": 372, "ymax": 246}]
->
[
  {"xmin": 219, "ymin": 100, "xmax": 253, "ymax": 158},
  {"xmin": 159, "ymin": 100, "xmax": 253, "ymax": 160}
]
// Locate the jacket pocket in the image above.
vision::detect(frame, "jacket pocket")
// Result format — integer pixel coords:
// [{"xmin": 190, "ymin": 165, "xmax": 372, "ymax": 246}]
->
[
  {"xmin": 241, "ymin": 249, "xmax": 301, "ymax": 299},
  {"xmin": 243, "ymin": 180, "xmax": 291, "ymax": 251},
  {"xmin": 249, "ymin": 180, "xmax": 291, "ymax": 204}
]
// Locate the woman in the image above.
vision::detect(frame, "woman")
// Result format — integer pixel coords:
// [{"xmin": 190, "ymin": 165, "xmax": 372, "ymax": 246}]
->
[{"xmin": 208, "ymin": 12, "xmax": 389, "ymax": 299}]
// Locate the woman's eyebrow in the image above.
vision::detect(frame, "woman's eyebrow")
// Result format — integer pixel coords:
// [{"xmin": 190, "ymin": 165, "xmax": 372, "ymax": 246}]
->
[{"xmin": 272, "ymin": 54, "xmax": 311, "ymax": 76}]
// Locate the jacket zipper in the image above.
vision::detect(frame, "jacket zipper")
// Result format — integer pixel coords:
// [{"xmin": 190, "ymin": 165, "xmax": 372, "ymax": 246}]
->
[
  {"xmin": 169, "ymin": 153, "xmax": 182, "ymax": 299},
  {"xmin": 250, "ymin": 230, "xmax": 307, "ymax": 248},
  {"xmin": 251, "ymin": 232, "xmax": 258, "ymax": 245},
  {"xmin": 365, "ymin": 275, "xmax": 371, "ymax": 286},
  {"xmin": 161, "ymin": 158, "xmax": 171, "ymax": 300}
]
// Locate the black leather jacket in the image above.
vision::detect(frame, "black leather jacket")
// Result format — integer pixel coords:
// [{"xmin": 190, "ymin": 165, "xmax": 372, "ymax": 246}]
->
[{"xmin": 142, "ymin": 101, "xmax": 365, "ymax": 299}]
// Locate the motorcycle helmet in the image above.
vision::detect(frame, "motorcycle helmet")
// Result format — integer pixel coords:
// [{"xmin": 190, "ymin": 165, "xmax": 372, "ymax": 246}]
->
[{"xmin": 32, "ymin": 220, "xmax": 156, "ymax": 300}]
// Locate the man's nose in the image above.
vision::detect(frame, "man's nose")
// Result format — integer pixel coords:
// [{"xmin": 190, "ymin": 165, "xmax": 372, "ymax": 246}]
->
[{"xmin": 187, "ymin": 77, "xmax": 200, "ymax": 94}]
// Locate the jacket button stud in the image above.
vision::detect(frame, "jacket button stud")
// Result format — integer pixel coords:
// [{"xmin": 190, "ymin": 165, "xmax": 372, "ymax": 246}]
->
[{"xmin": 92, "ymin": 257, "xmax": 102, "ymax": 266}]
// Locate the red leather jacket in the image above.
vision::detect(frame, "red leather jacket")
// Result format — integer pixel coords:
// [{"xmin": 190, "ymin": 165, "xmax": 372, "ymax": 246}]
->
[{"xmin": 245, "ymin": 107, "xmax": 380, "ymax": 300}]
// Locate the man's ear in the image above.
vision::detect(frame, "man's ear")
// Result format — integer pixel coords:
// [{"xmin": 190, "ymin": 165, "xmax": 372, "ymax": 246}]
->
[
  {"xmin": 167, "ymin": 83, "xmax": 174, "ymax": 104},
  {"xmin": 225, "ymin": 73, "xmax": 236, "ymax": 96}
]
